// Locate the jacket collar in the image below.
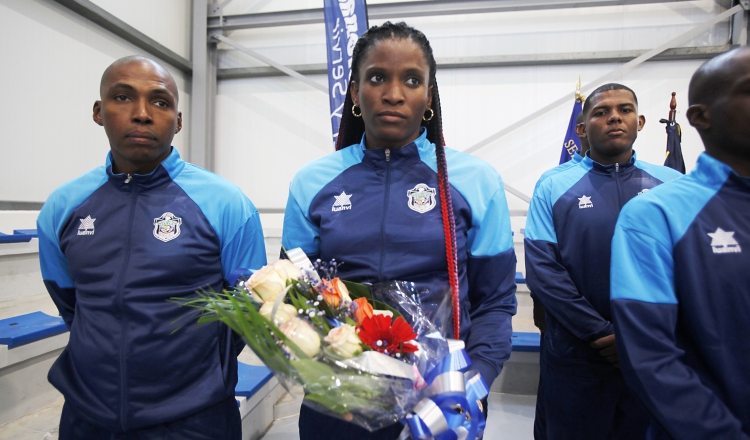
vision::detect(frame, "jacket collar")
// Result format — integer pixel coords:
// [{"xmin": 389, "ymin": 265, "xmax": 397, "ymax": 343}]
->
[
  {"xmin": 106, "ymin": 147, "xmax": 184, "ymax": 190},
  {"xmin": 357, "ymin": 128, "xmax": 433, "ymax": 170},
  {"xmin": 694, "ymin": 152, "xmax": 750, "ymax": 190},
  {"xmin": 582, "ymin": 150, "xmax": 637, "ymax": 173}
]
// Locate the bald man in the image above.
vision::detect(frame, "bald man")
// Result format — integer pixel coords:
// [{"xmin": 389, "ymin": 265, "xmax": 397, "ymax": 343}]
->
[
  {"xmin": 37, "ymin": 56, "xmax": 267, "ymax": 439},
  {"xmin": 610, "ymin": 47, "xmax": 750, "ymax": 439}
]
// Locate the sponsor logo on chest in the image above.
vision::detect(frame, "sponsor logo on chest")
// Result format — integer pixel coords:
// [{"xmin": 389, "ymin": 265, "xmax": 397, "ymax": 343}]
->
[
  {"xmin": 707, "ymin": 227, "xmax": 741, "ymax": 254},
  {"xmin": 77, "ymin": 215, "xmax": 96, "ymax": 235},
  {"xmin": 153, "ymin": 212, "xmax": 182, "ymax": 242},
  {"xmin": 332, "ymin": 191, "xmax": 352, "ymax": 212},
  {"xmin": 407, "ymin": 183, "xmax": 437, "ymax": 214}
]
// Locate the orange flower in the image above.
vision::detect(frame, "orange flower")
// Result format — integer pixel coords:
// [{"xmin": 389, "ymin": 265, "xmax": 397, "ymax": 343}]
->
[
  {"xmin": 353, "ymin": 297, "xmax": 373, "ymax": 325},
  {"xmin": 320, "ymin": 277, "xmax": 351, "ymax": 308}
]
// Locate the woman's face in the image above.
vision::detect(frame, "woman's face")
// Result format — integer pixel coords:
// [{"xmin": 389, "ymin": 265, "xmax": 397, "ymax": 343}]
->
[{"xmin": 351, "ymin": 38, "xmax": 433, "ymax": 150}]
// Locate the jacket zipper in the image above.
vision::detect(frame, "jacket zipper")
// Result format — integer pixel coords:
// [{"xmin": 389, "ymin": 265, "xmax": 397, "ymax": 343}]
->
[
  {"xmin": 116, "ymin": 177, "xmax": 138, "ymax": 431},
  {"xmin": 614, "ymin": 163, "xmax": 623, "ymax": 208},
  {"xmin": 379, "ymin": 148, "xmax": 391, "ymax": 282}
]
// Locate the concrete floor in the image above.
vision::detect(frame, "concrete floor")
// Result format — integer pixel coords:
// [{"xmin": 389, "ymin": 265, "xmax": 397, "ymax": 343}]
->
[{"xmin": 0, "ymin": 392, "xmax": 536, "ymax": 440}]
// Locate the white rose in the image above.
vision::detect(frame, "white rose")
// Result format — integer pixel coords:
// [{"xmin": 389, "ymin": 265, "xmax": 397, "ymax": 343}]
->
[
  {"xmin": 280, "ymin": 317, "xmax": 321, "ymax": 358},
  {"xmin": 272, "ymin": 259, "xmax": 303, "ymax": 282},
  {"xmin": 259, "ymin": 302, "xmax": 298, "ymax": 326},
  {"xmin": 324, "ymin": 324, "xmax": 362, "ymax": 359},
  {"xmin": 334, "ymin": 278, "xmax": 352, "ymax": 305},
  {"xmin": 247, "ymin": 264, "xmax": 286, "ymax": 302}
]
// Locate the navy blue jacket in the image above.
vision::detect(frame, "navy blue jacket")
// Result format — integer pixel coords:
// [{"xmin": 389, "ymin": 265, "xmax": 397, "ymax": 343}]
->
[
  {"xmin": 282, "ymin": 129, "xmax": 517, "ymax": 385},
  {"xmin": 37, "ymin": 148, "xmax": 267, "ymax": 432},
  {"xmin": 525, "ymin": 152, "xmax": 681, "ymax": 363},
  {"xmin": 611, "ymin": 153, "xmax": 750, "ymax": 439}
]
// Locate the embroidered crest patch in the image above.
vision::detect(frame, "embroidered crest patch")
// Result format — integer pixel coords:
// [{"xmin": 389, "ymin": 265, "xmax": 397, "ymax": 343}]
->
[
  {"xmin": 407, "ymin": 184, "xmax": 437, "ymax": 214},
  {"xmin": 153, "ymin": 212, "xmax": 182, "ymax": 242}
]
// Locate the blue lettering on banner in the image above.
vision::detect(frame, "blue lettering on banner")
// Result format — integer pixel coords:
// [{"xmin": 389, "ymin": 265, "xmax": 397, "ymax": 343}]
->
[{"xmin": 324, "ymin": 0, "xmax": 368, "ymax": 147}]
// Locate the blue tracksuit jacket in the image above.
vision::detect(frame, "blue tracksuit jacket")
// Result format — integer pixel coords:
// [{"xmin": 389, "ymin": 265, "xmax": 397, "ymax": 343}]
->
[
  {"xmin": 37, "ymin": 148, "xmax": 267, "ymax": 432},
  {"xmin": 525, "ymin": 152, "xmax": 681, "ymax": 363},
  {"xmin": 611, "ymin": 152, "xmax": 750, "ymax": 439},
  {"xmin": 282, "ymin": 129, "xmax": 517, "ymax": 385}
]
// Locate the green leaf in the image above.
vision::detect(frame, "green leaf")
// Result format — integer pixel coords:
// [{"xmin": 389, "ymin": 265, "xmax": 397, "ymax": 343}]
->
[{"xmin": 342, "ymin": 280, "xmax": 372, "ymax": 301}]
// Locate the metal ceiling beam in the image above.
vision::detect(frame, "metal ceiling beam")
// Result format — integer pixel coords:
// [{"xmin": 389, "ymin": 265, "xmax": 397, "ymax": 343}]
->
[
  {"xmin": 208, "ymin": 0, "xmax": 691, "ymax": 30},
  {"xmin": 216, "ymin": 45, "xmax": 731, "ymax": 80},
  {"xmin": 52, "ymin": 0, "xmax": 192, "ymax": 74},
  {"xmin": 464, "ymin": 4, "xmax": 744, "ymax": 155},
  {"xmin": 213, "ymin": 34, "xmax": 328, "ymax": 93}
]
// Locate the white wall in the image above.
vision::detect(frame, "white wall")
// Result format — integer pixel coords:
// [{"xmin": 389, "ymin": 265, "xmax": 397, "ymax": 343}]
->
[
  {"xmin": 214, "ymin": 0, "xmax": 730, "ymax": 214},
  {"xmin": 0, "ymin": 0, "xmax": 192, "ymax": 204}
]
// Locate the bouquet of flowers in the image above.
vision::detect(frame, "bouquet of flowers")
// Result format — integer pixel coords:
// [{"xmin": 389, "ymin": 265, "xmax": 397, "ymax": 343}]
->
[{"xmin": 178, "ymin": 249, "xmax": 489, "ymax": 438}]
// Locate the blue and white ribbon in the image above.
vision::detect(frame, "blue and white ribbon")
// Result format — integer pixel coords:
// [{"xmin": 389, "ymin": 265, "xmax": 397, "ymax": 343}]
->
[{"xmin": 401, "ymin": 347, "xmax": 489, "ymax": 440}]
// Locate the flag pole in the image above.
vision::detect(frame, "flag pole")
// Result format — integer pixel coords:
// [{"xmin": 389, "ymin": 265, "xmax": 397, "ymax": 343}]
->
[{"xmin": 668, "ymin": 92, "xmax": 677, "ymax": 123}]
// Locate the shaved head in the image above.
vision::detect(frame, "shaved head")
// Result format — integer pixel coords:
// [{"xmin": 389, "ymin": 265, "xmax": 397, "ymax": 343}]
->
[
  {"xmin": 687, "ymin": 46, "xmax": 750, "ymax": 175},
  {"xmin": 688, "ymin": 46, "xmax": 750, "ymax": 108},
  {"xmin": 100, "ymin": 56, "xmax": 179, "ymax": 103}
]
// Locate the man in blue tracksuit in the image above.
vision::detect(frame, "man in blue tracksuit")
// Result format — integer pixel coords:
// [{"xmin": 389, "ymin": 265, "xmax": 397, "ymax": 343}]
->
[
  {"xmin": 611, "ymin": 47, "xmax": 750, "ymax": 439},
  {"xmin": 525, "ymin": 83, "xmax": 682, "ymax": 439},
  {"xmin": 282, "ymin": 127, "xmax": 518, "ymax": 437},
  {"xmin": 37, "ymin": 56, "xmax": 266, "ymax": 439}
]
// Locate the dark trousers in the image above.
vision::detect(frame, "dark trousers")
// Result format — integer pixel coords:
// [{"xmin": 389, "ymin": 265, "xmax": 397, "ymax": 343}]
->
[
  {"xmin": 298, "ymin": 404, "xmax": 404, "ymax": 440},
  {"xmin": 536, "ymin": 347, "xmax": 650, "ymax": 440},
  {"xmin": 58, "ymin": 395, "xmax": 241, "ymax": 440}
]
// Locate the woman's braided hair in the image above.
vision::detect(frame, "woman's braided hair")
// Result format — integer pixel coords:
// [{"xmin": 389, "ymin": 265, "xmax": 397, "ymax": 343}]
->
[{"xmin": 336, "ymin": 22, "xmax": 461, "ymax": 338}]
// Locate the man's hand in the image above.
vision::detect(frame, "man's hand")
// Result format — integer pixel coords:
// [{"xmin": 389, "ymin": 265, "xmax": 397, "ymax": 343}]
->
[{"xmin": 590, "ymin": 334, "xmax": 619, "ymax": 367}]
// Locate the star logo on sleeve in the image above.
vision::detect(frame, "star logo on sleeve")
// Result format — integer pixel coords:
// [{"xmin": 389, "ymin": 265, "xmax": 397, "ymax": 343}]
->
[
  {"xmin": 707, "ymin": 228, "xmax": 741, "ymax": 254},
  {"xmin": 578, "ymin": 195, "xmax": 593, "ymax": 209},
  {"xmin": 332, "ymin": 191, "xmax": 353, "ymax": 212}
]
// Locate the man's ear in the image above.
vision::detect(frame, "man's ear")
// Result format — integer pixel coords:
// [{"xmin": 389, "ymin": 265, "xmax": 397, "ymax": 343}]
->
[
  {"xmin": 637, "ymin": 115, "xmax": 646, "ymax": 131},
  {"xmin": 687, "ymin": 104, "xmax": 710, "ymax": 130},
  {"xmin": 176, "ymin": 112, "xmax": 182, "ymax": 134},
  {"xmin": 575, "ymin": 122, "xmax": 586, "ymax": 138},
  {"xmin": 93, "ymin": 101, "xmax": 104, "ymax": 126}
]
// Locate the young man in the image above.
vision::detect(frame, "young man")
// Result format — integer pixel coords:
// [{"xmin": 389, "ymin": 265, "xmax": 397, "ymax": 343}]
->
[
  {"xmin": 525, "ymin": 83, "xmax": 682, "ymax": 439},
  {"xmin": 37, "ymin": 56, "xmax": 267, "ymax": 439},
  {"xmin": 611, "ymin": 48, "xmax": 750, "ymax": 439}
]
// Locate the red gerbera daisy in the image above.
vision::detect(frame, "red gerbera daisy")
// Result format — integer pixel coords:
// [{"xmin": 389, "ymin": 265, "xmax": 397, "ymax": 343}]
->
[{"xmin": 357, "ymin": 314, "xmax": 418, "ymax": 356}]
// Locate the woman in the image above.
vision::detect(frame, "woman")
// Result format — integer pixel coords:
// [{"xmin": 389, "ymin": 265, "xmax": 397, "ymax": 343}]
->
[{"xmin": 282, "ymin": 22, "xmax": 517, "ymax": 440}]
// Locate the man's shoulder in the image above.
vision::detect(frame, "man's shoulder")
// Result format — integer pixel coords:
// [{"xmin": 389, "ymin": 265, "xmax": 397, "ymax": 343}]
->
[
  {"xmin": 533, "ymin": 161, "xmax": 590, "ymax": 205},
  {"xmin": 634, "ymin": 160, "xmax": 683, "ymax": 183},
  {"xmin": 45, "ymin": 166, "xmax": 109, "ymax": 211},
  {"xmin": 178, "ymin": 162, "xmax": 247, "ymax": 200}
]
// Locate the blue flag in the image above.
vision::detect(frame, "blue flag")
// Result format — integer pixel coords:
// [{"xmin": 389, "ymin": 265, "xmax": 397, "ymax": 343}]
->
[
  {"xmin": 323, "ymin": 0, "xmax": 368, "ymax": 147},
  {"xmin": 660, "ymin": 119, "xmax": 686, "ymax": 174},
  {"xmin": 559, "ymin": 99, "xmax": 583, "ymax": 164}
]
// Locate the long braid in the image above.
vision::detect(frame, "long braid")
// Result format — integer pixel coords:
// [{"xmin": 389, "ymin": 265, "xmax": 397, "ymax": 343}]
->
[{"xmin": 337, "ymin": 22, "xmax": 462, "ymax": 338}]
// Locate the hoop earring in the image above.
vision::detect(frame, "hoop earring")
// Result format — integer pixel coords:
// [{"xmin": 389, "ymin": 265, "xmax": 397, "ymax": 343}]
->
[
  {"xmin": 352, "ymin": 105, "xmax": 362, "ymax": 118},
  {"xmin": 423, "ymin": 108, "xmax": 434, "ymax": 122}
]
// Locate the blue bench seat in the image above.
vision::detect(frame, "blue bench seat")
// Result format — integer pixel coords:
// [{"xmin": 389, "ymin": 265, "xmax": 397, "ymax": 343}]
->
[
  {"xmin": 511, "ymin": 331, "xmax": 540, "ymax": 352},
  {"xmin": 235, "ymin": 362, "xmax": 274, "ymax": 405},
  {"xmin": 0, "ymin": 312, "xmax": 67, "ymax": 349},
  {"xmin": 515, "ymin": 272, "xmax": 526, "ymax": 284}
]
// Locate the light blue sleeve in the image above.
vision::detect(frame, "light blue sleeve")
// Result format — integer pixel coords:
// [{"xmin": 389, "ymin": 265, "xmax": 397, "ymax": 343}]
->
[{"xmin": 174, "ymin": 165, "xmax": 267, "ymax": 279}]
